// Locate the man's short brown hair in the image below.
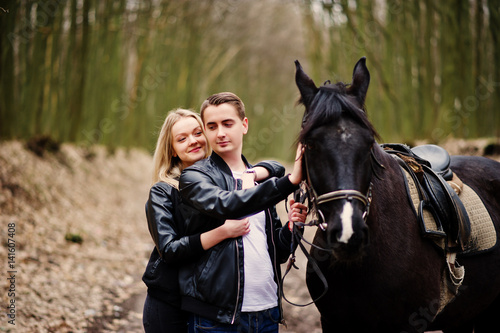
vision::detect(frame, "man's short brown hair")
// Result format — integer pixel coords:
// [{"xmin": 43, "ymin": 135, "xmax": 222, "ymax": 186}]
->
[{"xmin": 200, "ymin": 92, "xmax": 246, "ymax": 122}]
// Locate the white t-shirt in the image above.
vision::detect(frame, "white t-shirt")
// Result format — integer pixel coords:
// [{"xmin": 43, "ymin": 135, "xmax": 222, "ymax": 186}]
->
[{"xmin": 233, "ymin": 172, "xmax": 278, "ymax": 312}]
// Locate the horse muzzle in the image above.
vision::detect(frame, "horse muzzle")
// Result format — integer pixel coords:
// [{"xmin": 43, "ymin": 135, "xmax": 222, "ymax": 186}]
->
[
  {"xmin": 309, "ymin": 183, "xmax": 373, "ymax": 260},
  {"xmin": 325, "ymin": 208, "xmax": 369, "ymax": 261}
]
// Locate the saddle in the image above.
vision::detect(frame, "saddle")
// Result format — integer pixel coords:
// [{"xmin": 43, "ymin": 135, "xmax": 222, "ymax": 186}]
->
[{"xmin": 382, "ymin": 144, "xmax": 471, "ymax": 252}]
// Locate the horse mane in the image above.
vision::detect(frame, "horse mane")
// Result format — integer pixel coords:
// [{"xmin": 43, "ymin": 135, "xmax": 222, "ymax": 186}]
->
[{"xmin": 298, "ymin": 82, "xmax": 380, "ymax": 143}]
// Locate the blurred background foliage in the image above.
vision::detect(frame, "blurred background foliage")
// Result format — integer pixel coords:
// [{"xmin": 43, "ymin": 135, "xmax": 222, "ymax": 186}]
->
[{"xmin": 0, "ymin": 0, "xmax": 499, "ymax": 162}]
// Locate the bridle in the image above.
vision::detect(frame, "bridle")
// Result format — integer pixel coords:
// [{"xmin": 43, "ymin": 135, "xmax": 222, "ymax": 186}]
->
[
  {"xmin": 302, "ymin": 144, "xmax": 374, "ymax": 232},
  {"xmin": 283, "ymin": 100, "xmax": 385, "ymax": 307},
  {"xmin": 282, "ymin": 146, "xmax": 375, "ymax": 307}
]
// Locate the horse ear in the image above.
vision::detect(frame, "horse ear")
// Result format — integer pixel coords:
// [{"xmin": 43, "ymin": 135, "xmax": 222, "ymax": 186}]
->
[
  {"xmin": 349, "ymin": 57, "xmax": 370, "ymax": 107},
  {"xmin": 295, "ymin": 60, "xmax": 318, "ymax": 108}
]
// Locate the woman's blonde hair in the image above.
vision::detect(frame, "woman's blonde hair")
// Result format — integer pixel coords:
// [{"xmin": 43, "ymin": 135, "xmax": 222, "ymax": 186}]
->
[{"xmin": 152, "ymin": 109, "xmax": 210, "ymax": 187}]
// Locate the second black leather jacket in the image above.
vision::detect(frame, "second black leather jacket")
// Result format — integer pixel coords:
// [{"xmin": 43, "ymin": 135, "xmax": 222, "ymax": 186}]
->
[
  {"xmin": 178, "ymin": 152, "xmax": 298, "ymax": 325},
  {"xmin": 142, "ymin": 181, "xmax": 205, "ymax": 306}
]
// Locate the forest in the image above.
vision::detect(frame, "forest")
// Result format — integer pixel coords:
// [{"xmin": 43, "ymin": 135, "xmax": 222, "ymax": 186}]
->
[{"xmin": 1, "ymin": 0, "xmax": 499, "ymax": 162}]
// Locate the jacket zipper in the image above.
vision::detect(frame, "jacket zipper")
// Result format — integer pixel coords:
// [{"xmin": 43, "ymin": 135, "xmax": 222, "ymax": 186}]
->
[
  {"xmin": 231, "ymin": 176, "xmax": 241, "ymax": 324},
  {"xmin": 231, "ymin": 238, "xmax": 241, "ymax": 324},
  {"xmin": 268, "ymin": 209, "xmax": 284, "ymax": 323}
]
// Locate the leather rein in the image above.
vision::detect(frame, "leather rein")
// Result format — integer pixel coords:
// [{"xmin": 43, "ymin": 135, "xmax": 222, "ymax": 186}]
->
[{"xmin": 282, "ymin": 144, "xmax": 381, "ymax": 307}]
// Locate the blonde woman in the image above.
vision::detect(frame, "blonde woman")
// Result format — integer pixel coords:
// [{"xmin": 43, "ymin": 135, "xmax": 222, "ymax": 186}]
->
[{"xmin": 142, "ymin": 109, "xmax": 283, "ymax": 333}]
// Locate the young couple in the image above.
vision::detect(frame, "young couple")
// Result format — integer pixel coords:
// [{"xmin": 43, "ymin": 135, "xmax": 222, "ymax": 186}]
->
[{"xmin": 142, "ymin": 92, "xmax": 307, "ymax": 333}]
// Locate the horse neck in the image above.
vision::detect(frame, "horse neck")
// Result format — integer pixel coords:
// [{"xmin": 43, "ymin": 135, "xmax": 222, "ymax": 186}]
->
[
  {"xmin": 370, "ymin": 143, "xmax": 406, "ymax": 197},
  {"xmin": 372, "ymin": 143, "xmax": 399, "ymax": 173}
]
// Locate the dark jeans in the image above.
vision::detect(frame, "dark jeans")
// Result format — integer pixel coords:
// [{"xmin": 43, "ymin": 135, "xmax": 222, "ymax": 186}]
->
[
  {"xmin": 143, "ymin": 294, "xmax": 188, "ymax": 333},
  {"xmin": 188, "ymin": 306, "xmax": 280, "ymax": 333}
]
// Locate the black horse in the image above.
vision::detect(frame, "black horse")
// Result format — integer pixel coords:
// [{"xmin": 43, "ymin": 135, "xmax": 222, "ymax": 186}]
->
[{"xmin": 295, "ymin": 57, "xmax": 500, "ymax": 332}]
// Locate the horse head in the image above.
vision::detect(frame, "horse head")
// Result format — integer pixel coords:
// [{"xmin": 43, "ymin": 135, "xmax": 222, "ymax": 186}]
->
[{"xmin": 296, "ymin": 57, "xmax": 380, "ymax": 261}]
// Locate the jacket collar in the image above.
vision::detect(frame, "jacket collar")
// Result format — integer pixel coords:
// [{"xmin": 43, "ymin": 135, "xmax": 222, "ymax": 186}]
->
[{"xmin": 210, "ymin": 152, "xmax": 251, "ymax": 175}]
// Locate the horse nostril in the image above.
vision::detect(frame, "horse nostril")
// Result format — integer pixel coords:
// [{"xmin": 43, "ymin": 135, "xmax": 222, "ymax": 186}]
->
[
  {"xmin": 328, "ymin": 219, "xmax": 368, "ymax": 249},
  {"xmin": 326, "ymin": 225, "xmax": 342, "ymax": 246}
]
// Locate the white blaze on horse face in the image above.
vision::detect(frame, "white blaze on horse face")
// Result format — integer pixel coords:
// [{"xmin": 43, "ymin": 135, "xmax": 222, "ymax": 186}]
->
[{"xmin": 338, "ymin": 202, "xmax": 354, "ymax": 243}]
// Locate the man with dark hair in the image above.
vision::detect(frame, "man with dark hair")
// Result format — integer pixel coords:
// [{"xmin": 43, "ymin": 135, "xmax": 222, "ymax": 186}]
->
[{"xmin": 179, "ymin": 92, "xmax": 305, "ymax": 332}]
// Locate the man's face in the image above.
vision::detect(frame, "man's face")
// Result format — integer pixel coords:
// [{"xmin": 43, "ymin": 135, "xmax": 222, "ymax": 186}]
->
[{"xmin": 203, "ymin": 103, "xmax": 248, "ymax": 158}]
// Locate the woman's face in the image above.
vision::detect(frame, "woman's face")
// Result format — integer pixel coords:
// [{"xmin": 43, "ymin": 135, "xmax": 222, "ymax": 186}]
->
[{"xmin": 171, "ymin": 117, "xmax": 207, "ymax": 168}]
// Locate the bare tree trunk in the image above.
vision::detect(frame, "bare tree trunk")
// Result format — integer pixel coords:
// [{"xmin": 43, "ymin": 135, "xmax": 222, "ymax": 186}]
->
[
  {"xmin": 487, "ymin": 0, "xmax": 500, "ymax": 136},
  {"xmin": 0, "ymin": 1, "xmax": 18, "ymax": 138},
  {"xmin": 68, "ymin": 0, "xmax": 89, "ymax": 141}
]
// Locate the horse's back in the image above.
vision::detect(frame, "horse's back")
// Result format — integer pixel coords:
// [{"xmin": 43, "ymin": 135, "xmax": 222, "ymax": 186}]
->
[
  {"xmin": 451, "ymin": 155, "xmax": 500, "ymax": 214},
  {"xmin": 451, "ymin": 155, "xmax": 500, "ymax": 180}
]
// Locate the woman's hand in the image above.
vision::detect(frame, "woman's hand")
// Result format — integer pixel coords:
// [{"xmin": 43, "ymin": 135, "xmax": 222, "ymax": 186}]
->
[
  {"xmin": 201, "ymin": 218, "xmax": 250, "ymax": 250},
  {"xmin": 252, "ymin": 166, "xmax": 269, "ymax": 182},
  {"xmin": 222, "ymin": 218, "xmax": 251, "ymax": 238}
]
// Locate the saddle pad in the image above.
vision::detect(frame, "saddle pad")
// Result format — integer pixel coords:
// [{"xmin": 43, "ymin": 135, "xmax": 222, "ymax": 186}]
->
[{"xmin": 402, "ymin": 168, "xmax": 497, "ymax": 255}]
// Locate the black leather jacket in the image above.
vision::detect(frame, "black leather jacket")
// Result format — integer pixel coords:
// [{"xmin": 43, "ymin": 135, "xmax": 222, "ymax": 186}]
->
[
  {"xmin": 142, "ymin": 181, "xmax": 205, "ymax": 306},
  {"xmin": 178, "ymin": 152, "xmax": 298, "ymax": 325},
  {"xmin": 142, "ymin": 154, "xmax": 295, "ymax": 309}
]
